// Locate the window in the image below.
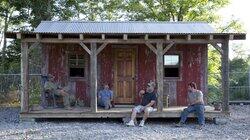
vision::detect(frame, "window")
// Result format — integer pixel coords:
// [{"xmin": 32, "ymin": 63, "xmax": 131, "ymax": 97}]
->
[
  {"xmin": 69, "ymin": 54, "xmax": 85, "ymax": 77},
  {"xmin": 164, "ymin": 55, "xmax": 180, "ymax": 77}
]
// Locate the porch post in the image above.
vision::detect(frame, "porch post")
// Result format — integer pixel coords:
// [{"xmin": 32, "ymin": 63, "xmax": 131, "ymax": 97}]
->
[
  {"xmin": 90, "ymin": 43, "xmax": 98, "ymax": 112},
  {"xmin": 221, "ymin": 40, "xmax": 229, "ymax": 113},
  {"xmin": 156, "ymin": 42, "xmax": 164, "ymax": 112},
  {"xmin": 21, "ymin": 42, "xmax": 29, "ymax": 112}
]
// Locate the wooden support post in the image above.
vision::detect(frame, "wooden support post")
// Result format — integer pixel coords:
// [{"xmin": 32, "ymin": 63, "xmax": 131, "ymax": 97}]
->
[
  {"xmin": 16, "ymin": 33, "xmax": 22, "ymax": 39},
  {"xmin": 90, "ymin": 43, "xmax": 98, "ymax": 113},
  {"xmin": 79, "ymin": 42, "xmax": 91, "ymax": 55},
  {"xmin": 186, "ymin": 35, "xmax": 191, "ymax": 41},
  {"xmin": 80, "ymin": 34, "xmax": 84, "ymax": 40},
  {"xmin": 123, "ymin": 34, "xmax": 128, "ymax": 40},
  {"xmin": 156, "ymin": 42, "xmax": 164, "ymax": 112},
  {"xmin": 21, "ymin": 42, "xmax": 29, "ymax": 113},
  {"xmin": 58, "ymin": 34, "xmax": 63, "ymax": 40},
  {"xmin": 145, "ymin": 42, "xmax": 157, "ymax": 54},
  {"xmin": 209, "ymin": 35, "xmax": 214, "ymax": 40},
  {"xmin": 102, "ymin": 34, "xmax": 105, "ymax": 40},
  {"xmin": 36, "ymin": 34, "xmax": 41, "ymax": 40},
  {"xmin": 144, "ymin": 34, "xmax": 149, "ymax": 40},
  {"xmin": 221, "ymin": 40, "xmax": 229, "ymax": 113},
  {"xmin": 165, "ymin": 34, "xmax": 170, "ymax": 41}
]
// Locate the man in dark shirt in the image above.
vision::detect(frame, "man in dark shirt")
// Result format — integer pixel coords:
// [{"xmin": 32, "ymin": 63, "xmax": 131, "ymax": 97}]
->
[{"xmin": 126, "ymin": 82, "xmax": 157, "ymax": 127}]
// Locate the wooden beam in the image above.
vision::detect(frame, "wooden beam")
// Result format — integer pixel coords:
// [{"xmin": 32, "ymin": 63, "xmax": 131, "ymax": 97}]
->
[
  {"xmin": 101, "ymin": 34, "xmax": 105, "ymax": 40},
  {"xmin": 210, "ymin": 43, "xmax": 223, "ymax": 55},
  {"xmin": 156, "ymin": 42, "xmax": 164, "ymax": 112},
  {"xmin": 144, "ymin": 34, "xmax": 149, "ymax": 40},
  {"xmin": 163, "ymin": 42, "xmax": 175, "ymax": 54},
  {"xmin": 165, "ymin": 34, "xmax": 170, "ymax": 41},
  {"xmin": 229, "ymin": 34, "xmax": 234, "ymax": 40},
  {"xmin": 36, "ymin": 34, "xmax": 41, "ymax": 40},
  {"xmin": 145, "ymin": 42, "xmax": 157, "ymax": 54},
  {"xmin": 79, "ymin": 34, "xmax": 84, "ymax": 40},
  {"xmin": 58, "ymin": 34, "xmax": 63, "ymax": 40},
  {"xmin": 22, "ymin": 38, "xmax": 226, "ymax": 44},
  {"xmin": 186, "ymin": 35, "xmax": 191, "ymax": 41},
  {"xmin": 221, "ymin": 40, "xmax": 229, "ymax": 113},
  {"xmin": 28, "ymin": 42, "xmax": 40, "ymax": 53},
  {"xmin": 123, "ymin": 34, "xmax": 128, "ymax": 40},
  {"xmin": 90, "ymin": 43, "xmax": 98, "ymax": 113},
  {"xmin": 96, "ymin": 42, "xmax": 108, "ymax": 55},
  {"xmin": 209, "ymin": 35, "xmax": 214, "ymax": 40},
  {"xmin": 17, "ymin": 33, "xmax": 22, "ymax": 39},
  {"xmin": 21, "ymin": 42, "xmax": 29, "ymax": 113},
  {"xmin": 79, "ymin": 42, "xmax": 91, "ymax": 55}
]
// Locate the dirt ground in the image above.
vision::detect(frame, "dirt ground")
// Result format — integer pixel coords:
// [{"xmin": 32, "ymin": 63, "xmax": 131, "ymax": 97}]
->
[{"xmin": 0, "ymin": 105, "xmax": 249, "ymax": 140}]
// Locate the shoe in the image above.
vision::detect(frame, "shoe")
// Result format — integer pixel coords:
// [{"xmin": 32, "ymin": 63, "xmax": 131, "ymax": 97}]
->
[
  {"xmin": 175, "ymin": 122, "xmax": 184, "ymax": 127},
  {"xmin": 139, "ymin": 120, "xmax": 145, "ymax": 127},
  {"xmin": 195, "ymin": 125, "xmax": 203, "ymax": 130},
  {"xmin": 65, "ymin": 106, "xmax": 73, "ymax": 110},
  {"xmin": 126, "ymin": 120, "xmax": 135, "ymax": 126}
]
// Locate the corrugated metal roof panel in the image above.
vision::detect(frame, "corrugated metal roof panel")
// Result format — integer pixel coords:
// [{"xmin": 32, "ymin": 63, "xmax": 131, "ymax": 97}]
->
[{"xmin": 34, "ymin": 21, "xmax": 215, "ymax": 34}]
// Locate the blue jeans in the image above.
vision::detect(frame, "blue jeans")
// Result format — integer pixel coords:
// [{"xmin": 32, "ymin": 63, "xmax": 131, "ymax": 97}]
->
[{"xmin": 180, "ymin": 104, "xmax": 205, "ymax": 125}]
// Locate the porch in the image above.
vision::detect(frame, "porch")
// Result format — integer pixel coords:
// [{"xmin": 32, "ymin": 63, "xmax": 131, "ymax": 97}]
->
[{"xmin": 21, "ymin": 106, "xmax": 222, "ymax": 119}]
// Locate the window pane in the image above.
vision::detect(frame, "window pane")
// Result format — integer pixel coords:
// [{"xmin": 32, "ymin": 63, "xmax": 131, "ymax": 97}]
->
[
  {"xmin": 69, "ymin": 60, "xmax": 77, "ymax": 67},
  {"xmin": 164, "ymin": 55, "xmax": 179, "ymax": 66},
  {"xmin": 70, "ymin": 68, "xmax": 84, "ymax": 77},
  {"xmin": 164, "ymin": 68, "xmax": 179, "ymax": 77}
]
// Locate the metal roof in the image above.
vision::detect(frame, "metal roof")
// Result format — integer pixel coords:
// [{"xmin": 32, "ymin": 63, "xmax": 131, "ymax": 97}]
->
[{"xmin": 34, "ymin": 21, "xmax": 215, "ymax": 34}]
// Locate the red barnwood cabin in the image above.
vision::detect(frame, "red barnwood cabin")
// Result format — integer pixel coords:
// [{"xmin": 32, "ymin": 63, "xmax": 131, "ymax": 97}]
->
[{"xmin": 5, "ymin": 21, "xmax": 246, "ymax": 120}]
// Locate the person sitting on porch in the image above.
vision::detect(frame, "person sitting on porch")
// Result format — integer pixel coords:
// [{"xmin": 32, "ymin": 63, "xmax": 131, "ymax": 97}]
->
[
  {"xmin": 126, "ymin": 81, "xmax": 157, "ymax": 127},
  {"xmin": 44, "ymin": 74, "xmax": 72, "ymax": 110},
  {"xmin": 176, "ymin": 82, "xmax": 205, "ymax": 129},
  {"xmin": 98, "ymin": 83, "xmax": 114, "ymax": 110}
]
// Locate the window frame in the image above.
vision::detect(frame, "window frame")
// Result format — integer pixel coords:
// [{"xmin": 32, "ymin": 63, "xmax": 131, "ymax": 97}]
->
[
  {"xmin": 68, "ymin": 53, "xmax": 86, "ymax": 79},
  {"xmin": 163, "ymin": 53, "xmax": 182, "ymax": 80}
]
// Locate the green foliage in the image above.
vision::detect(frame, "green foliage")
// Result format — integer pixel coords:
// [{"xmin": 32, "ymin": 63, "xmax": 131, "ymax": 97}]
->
[{"xmin": 123, "ymin": 0, "xmax": 229, "ymax": 22}]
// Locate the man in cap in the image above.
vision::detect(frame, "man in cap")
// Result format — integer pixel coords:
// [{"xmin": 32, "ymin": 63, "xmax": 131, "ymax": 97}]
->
[
  {"xmin": 44, "ymin": 74, "xmax": 72, "ymax": 110},
  {"xmin": 126, "ymin": 81, "xmax": 157, "ymax": 127}
]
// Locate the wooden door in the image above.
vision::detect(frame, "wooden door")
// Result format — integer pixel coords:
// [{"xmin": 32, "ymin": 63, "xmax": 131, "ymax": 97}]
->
[{"xmin": 114, "ymin": 48, "xmax": 136, "ymax": 104}]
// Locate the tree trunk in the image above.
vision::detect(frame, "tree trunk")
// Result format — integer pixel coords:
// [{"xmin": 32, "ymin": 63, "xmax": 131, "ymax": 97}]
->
[{"xmin": 1, "ymin": 10, "xmax": 9, "ymax": 73}]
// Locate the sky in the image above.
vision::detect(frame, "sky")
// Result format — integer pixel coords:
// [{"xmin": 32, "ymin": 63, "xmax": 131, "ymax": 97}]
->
[{"xmin": 218, "ymin": 0, "xmax": 250, "ymax": 58}]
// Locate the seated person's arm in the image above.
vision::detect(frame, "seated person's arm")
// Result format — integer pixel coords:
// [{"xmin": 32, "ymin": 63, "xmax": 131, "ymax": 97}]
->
[
  {"xmin": 110, "ymin": 91, "xmax": 114, "ymax": 101},
  {"xmin": 139, "ymin": 90, "xmax": 145, "ymax": 97},
  {"xmin": 145, "ymin": 100, "xmax": 156, "ymax": 108}
]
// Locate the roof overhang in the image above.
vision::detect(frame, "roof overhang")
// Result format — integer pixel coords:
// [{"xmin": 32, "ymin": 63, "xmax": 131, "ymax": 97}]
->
[{"xmin": 5, "ymin": 31, "xmax": 246, "ymax": 44}]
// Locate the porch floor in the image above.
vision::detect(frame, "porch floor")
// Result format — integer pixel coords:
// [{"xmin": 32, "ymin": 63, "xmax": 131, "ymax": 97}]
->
[
  {"xmin": 21, "ymin": 106, "xmax": 223, "ymax": 119},
  {"xmin": 20, "ymin": 106, "xmax": 222, "ymax": 118}
]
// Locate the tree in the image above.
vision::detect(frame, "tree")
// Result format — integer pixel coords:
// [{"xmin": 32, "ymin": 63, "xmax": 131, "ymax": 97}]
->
[{"xmin": 123, "ymin": 0, "xmax": 229, "ymax": 22}]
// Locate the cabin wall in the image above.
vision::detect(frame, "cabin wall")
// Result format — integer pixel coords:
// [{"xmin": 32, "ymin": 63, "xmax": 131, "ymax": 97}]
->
[
  {"xmin": 164, "ymin": 44, "xmax": 207, "ymax": 106},
  {"xmin": 44, "ymin": 44, "xmax": 90, "ymax": 106},
  {"xmin": 43, "ymin": 43, "xmax": 207, "ymax": 107}
]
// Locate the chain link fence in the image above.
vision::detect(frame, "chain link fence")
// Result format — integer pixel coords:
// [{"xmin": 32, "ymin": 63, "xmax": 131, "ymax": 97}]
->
[{"xmin": 0, "ymin": 73, "xmax": 249, "ymax": 106}]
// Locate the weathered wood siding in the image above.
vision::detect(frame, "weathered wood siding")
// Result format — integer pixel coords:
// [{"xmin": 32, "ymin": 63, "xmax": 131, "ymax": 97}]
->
[
  {"xmin": 164, "ymin": 44, "xmax": 207, "ymax": 106},
  {"xmin": 44, "ymin": 44, "xmax": 90, "ymax": 106},
  {"xmin": 43, "ymin": 43, "xmax": 207, "ymax": 107}
]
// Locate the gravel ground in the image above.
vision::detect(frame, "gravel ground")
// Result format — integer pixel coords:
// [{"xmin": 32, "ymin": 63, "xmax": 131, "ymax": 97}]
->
[{"xmin": 0, "ymin": 105, "xmax": 249, "ymax": 140}]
